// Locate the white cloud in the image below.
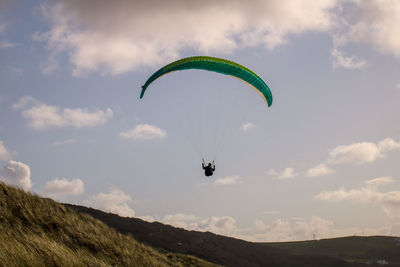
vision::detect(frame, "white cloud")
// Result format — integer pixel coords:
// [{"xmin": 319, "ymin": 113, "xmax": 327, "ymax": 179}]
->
[
  {"xmin": 267, "ymin": 168, "xmax": 297, "ymax": 179},
  {"xmin": 197, "ymin": 216, "xmax": 239, "ymax": 237},
  {"xmin": 37, "ymin": 0, "xmax": 338, "ymax": 75},
  {"xmin": 14, "ymin": 96, "xmax": 113, "ymax": 130},
  {"xmin": 365, "ymin": 177, "xmax": 395, "ymax": 186},
  {"xmin": 306, "ymin": 138, "xmax": 400, "ymax": 177},
  {"xmin": 378, "ymin": 138, "xmax": 400, "ymax": 153},
  {"xmin": 334, "ymin": 0, "xmax": 400, "ymax": 59},
  {"xmin": 329, "ymin": 142, "xmax": 381, "ymax": 164},
  {"xmin": 278, "ymin": 168, "xmax": 297, "ymax": 180},
  {"xmin": 145, "ymin": 211, "xmax": 400, "ymax": 241},
  {"xmin": 306, "ymin": 164, "xmax": 334, "ymax": 177},
  {"xmin": 241, "ymin": 123, "xmax": 255, "ymax": 131},
  {"xmin": 85, "ymin": 187, "xmax": 135, "ymax": 217},
  {"xmin": 161, "ymin": 213, "xmax": 239, "ymax": 237},
  {"xmin": 214, "ymin": 175, "xmax": 241, "ymax": 185},
  {"xmin": 120, "ymin": 124, "xmax": 166, "ymax": 141},
  {"xmin": 250, "ymin": 216, "xmax": 335, "ymax": 242},
  {"xmin": 161, "ymin": 213, "xmax": 200, "ymax": 229},
  {"xmin": 331, "ymin": 48, "xmax": 366, "ymax": 69},
  {"xmin": 51, "ymin": 139, "xmax": 76, "ymax": 146},
  {"xmin": 0, "ymin": 160, "xmax": 31, "ymax": 191},
  {"xmin": 315, "ymin": 178, "xmax": 400, "ymax": 216},
  {"xmin": 328, "ymin": 138, "xmax": 400, "ymax": 165},
  {"xmin": 43, "ymin": 178, "xmax": 84, "ymax": 198},
  {"xmin": 0, "ymin": 140, "xmax": 11, "ymax": 161}
]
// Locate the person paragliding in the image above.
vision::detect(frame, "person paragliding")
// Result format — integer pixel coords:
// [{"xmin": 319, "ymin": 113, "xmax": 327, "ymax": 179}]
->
[
  {"xmin": 140, "ymin": 56, "xmax": 273, "ymax": 177},
  {"xmin": 202, "ymin": 159, "xmax": 215, "ymax": 177}
]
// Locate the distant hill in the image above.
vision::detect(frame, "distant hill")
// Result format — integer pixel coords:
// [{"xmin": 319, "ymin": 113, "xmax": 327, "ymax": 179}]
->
[
  {"xmin": 66, "ymin": 204, "xmax": 391, "ymax": 267},
  {"xmin": 263, "ymin": 236, "xmax": 400, "ymax": 266},
  {"xmin": 0, "ymin": 182, "xmax": 217, "ymax": 267}
]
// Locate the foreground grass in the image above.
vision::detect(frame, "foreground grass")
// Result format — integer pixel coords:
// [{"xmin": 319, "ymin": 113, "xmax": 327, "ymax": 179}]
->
[{"xmin": 0, "ymin": 182, "xmax": 218, "ymax": 267}]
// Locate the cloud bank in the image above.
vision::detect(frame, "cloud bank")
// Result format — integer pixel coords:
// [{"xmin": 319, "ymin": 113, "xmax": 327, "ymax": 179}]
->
[
  {"xmin": 315, "ymin": 177, "xmax": 400, "ymax": 217},
  {"xmin": 38, "ymin": 0, "xmax": 338, "ymax": 75}
]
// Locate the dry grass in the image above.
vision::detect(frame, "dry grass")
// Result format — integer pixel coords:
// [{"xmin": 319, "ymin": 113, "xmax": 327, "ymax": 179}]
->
[{"xmin": 0, "ymin": 182, "xmax": 218, "ymax": 267}]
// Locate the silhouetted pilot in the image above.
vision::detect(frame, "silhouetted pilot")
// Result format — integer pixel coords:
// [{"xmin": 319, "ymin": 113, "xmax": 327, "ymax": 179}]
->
[{"xmin": 202, "ymin": 161, "xmax": 215, "ymax": 176}]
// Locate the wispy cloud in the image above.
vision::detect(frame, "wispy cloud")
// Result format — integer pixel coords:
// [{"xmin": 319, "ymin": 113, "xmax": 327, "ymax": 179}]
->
[
  {"xmin": 120, "ymin": 124, "xmax": 166, "ymax": 141},
  {"xmin": 267, "ymin": 168, "xmax": 297, "ymax": 180},
  {"xmin": 0, "ymin": 22, "xmax": 17, "ymax": 49},
  {"xmin": 214, "ymin": 175, "xmax": 241, "ymax": 185},
  {"xmin": 241, "ymin": 122, "xmax": 255, "ymax": 131},
  {"xmin": 306, "ymin": 164, "xmax": 334, "ymax": 177},
  {"xmin": 365, "ymin": 177, "xmax": 395, "ymax": 186},
  {"xmin": 331, "ymin": 48, "xmax": 366, "ymax": 69},
  {"xmin": 278, "ymin": 168, "xmax": 297, "ymax": 180},
  {"xmin": 0, "ymin": 39, "xmax": 17, "ymax": 49},
  {"xmin": 14, "ymin": 96, "xmax": 113, "ymax": 130}
]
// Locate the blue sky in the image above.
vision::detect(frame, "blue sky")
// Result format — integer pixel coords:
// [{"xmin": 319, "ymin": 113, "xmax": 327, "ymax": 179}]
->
[{"xmin": 1, "ymin": 0, "xmax": 400, "ymax": 241}]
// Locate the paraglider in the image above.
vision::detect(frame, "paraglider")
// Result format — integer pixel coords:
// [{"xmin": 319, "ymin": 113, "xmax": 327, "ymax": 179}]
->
[
  {"xmin": 202, "ymin": 159, "xmax": 215, "ymax": 177},
  {"xmin": 140, "ymin": 56, "xmax": 272, "ymax": 107},
  {"xmin": 140, "ymin": 56, "xmax": 273, "ymax": 177}
]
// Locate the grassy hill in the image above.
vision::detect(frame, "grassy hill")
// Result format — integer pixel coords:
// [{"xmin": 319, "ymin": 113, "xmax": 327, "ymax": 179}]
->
[
  {"xmin": 4, "ymin": 180, "xmax": 398, "ymax": 267},
  {"xmin": 0, "ymin": 182, "xmax": 217, "ymax": 267}
]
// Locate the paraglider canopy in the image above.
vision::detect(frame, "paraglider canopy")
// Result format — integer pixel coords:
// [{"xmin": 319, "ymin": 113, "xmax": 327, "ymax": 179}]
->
[{"xmin": 140, "ymin": 56, "xmax": 272, "ymax": 107}]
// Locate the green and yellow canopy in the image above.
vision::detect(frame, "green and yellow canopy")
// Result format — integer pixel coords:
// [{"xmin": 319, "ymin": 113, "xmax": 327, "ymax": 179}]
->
[{"xmin": 140, "ymin": 56, "xmax": 272, "ymax": 107}]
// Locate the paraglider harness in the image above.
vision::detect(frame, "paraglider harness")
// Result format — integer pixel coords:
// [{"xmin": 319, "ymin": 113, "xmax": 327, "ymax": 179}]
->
[{"xmin": 202, "ymin": 159, "xmax": 215, "ymax": 177}]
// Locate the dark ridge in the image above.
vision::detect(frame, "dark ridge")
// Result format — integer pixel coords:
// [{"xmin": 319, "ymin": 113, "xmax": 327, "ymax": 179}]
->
[{"xmin": 65, "ymin": 203, "xmax": 372, "ymax": 267}]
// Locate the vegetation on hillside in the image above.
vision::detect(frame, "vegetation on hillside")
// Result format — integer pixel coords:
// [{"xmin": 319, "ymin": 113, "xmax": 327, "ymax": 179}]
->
[{"xmin": 0, "ymin": 182, "xmax": 217, "ymax": 267}]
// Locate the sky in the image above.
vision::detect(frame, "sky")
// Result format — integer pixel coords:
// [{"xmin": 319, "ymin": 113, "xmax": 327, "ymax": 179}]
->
[{"xmin": 1, "ymin": 0, "xmax": 400, "ymax": 242}]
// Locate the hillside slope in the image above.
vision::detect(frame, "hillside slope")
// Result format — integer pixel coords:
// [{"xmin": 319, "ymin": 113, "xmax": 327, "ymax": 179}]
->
[
  {"xmin": 0, "ymin": 182, "xmax": 217, "ymax": 267},
  {"xmin": 66, "ymin": 204, "xmax": 362, "ymax": 267}
]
